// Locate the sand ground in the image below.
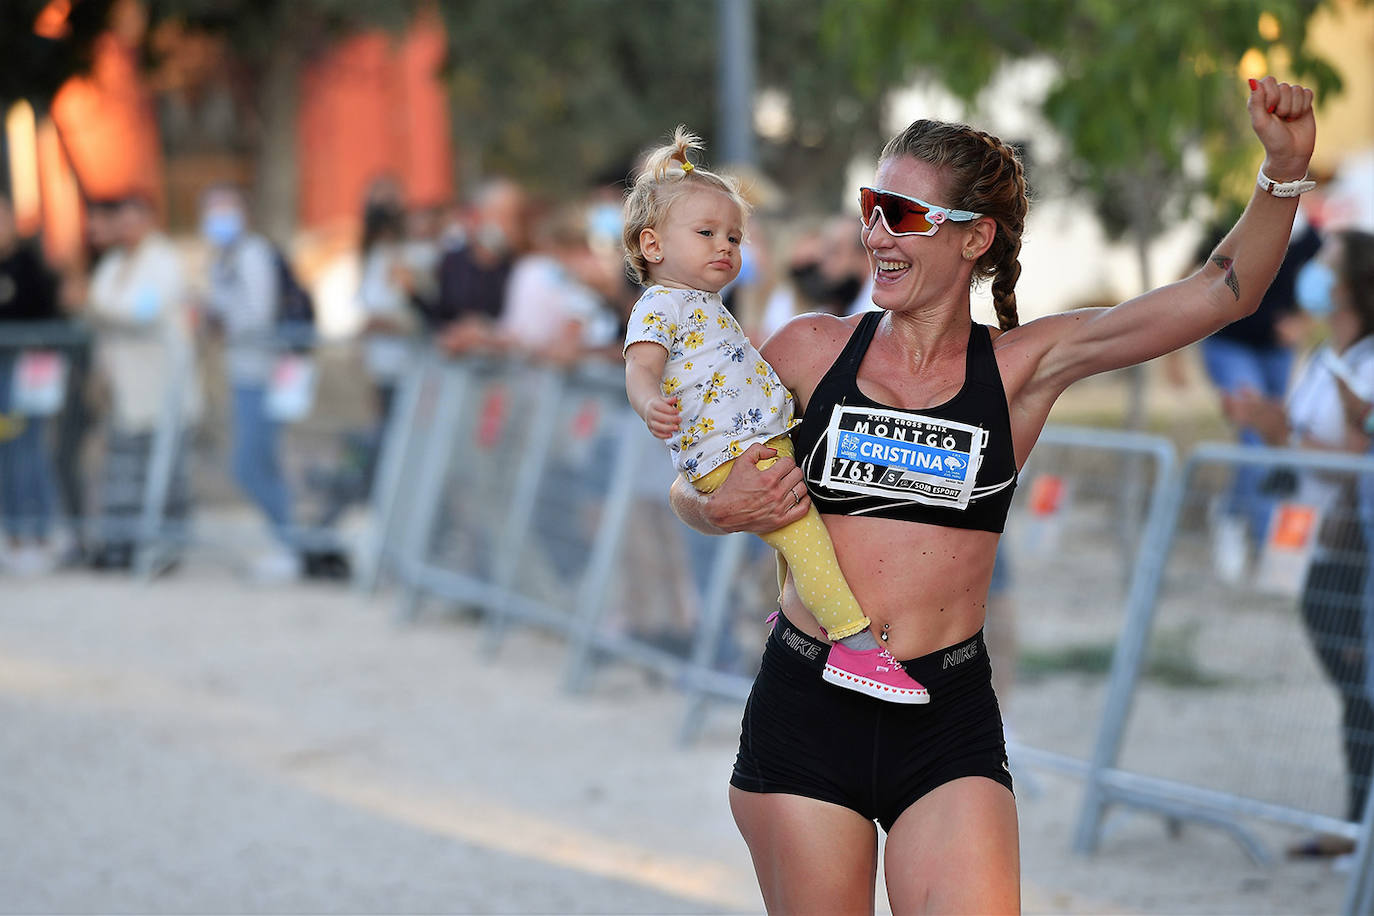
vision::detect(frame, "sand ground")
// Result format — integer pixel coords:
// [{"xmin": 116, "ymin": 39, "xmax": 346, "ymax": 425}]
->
[{"xmin": 0, "ymin": 557, "xmax": 1358, "ymax": 915}]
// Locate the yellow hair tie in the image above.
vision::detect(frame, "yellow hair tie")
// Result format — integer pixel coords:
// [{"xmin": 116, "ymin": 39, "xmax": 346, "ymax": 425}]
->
[{"xmin": 680, "ymin": 161, "xmax": 694, "ymax": 173}]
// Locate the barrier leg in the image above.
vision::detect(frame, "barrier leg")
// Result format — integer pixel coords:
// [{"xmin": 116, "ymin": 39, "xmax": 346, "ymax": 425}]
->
[
  {"xmin": 356, "ymin": 358, "xmax": 430, "ymax": 595},
  {"xmin": 395, "ymin": 366, "xmax": 470, "ymax": 624},
  {"xmin": 135, "ymin": 347, "xmax": 192, "ymax": 580},
  {"xmin": 1344, "ymin": 776, "xmax": 1374, "ymax": 915},
  {"xmin": 482, "ymin": 368, "xmax": 565, "ymax": 649},
  {"xmin": 1072, "ymin": 447, "xmax": 1183, "ymax": 854},
  {"xmin": 561, "ymin": 415, "xmax": 650, "ymax": 693},
  {"xmin": 677, "ymin": 532, "xmax": 750, "ymax": 746}
]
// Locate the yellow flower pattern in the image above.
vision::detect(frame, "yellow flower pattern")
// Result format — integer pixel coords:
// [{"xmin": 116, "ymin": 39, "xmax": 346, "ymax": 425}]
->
[{"xmin": 624, "ymin": 285, "xmax": 797, "ymax": 480}]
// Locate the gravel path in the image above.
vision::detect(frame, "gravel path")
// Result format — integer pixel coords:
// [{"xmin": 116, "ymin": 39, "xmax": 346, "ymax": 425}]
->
[{"xmin": 0, "ymin": 566, "xmax": 1356, "ymax": 914}]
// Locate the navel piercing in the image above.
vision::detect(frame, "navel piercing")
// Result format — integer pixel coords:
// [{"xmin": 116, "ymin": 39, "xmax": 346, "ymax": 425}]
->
[{"xmin": 880, "ymin": 623, "xmax": 890, "ymax": 641}]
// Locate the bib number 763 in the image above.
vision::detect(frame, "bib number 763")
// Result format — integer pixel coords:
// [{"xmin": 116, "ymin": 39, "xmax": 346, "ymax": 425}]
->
[{"xmin": 833, "ymin": 458, "xmax": 874, "ymax": 483}]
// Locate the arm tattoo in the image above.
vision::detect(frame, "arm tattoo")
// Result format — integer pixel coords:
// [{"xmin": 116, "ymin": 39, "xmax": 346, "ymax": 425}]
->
[{"xmin": 1210, "ymin": 255, "xmax": 1240, "ymax": 300}]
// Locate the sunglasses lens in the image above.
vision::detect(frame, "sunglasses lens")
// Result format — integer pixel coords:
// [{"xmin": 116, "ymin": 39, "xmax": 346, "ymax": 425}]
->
[{"xmin": 860, "ymin": 189, "xmax": 933, "ymax": 235}]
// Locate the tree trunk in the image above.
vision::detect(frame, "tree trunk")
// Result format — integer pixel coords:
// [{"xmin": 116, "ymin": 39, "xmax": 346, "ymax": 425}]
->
[
  {"xmin": 1125, "ymin": 203, "xmax": 1154, "ymax": 433},
  {"xmin": 253, "ymin": 37, "xmax": 303, "ymax": 245}
]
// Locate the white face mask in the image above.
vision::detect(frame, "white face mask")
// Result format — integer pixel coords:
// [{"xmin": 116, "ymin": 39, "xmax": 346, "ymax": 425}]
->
[{"xmin": 474, "ymin": 222, "xmax": 509, "ymax": 255}]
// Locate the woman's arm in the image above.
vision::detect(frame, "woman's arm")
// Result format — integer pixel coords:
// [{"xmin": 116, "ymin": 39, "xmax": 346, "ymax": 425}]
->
[
  {"xmin": 668, "ymin": 441, "xmax": 811, "ymax": 535},
  {"xmin": 1012, "ymin": 78, "xmax": 1317, "ymax": 400}
]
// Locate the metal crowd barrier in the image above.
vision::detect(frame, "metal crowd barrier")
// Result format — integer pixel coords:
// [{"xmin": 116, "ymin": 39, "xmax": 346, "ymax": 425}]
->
[
  {"xmin": 384, "ymin": 354, "xmax": 777, "ymax": 707},
  {"xmin": 0, "ymin": 321, "xmax": 390, "ymax": 580},
  {"xmin": 0, "ymin": 320, "xmax": 197, "ymax": 577},
  {"xmin": 355, "ymin": 350, "xmax": 444, "ymax": 594},
  {"xmin": 998, "ymin": 425, "xmax": 1179, "ymax": 782},
  {"xmin": 1069, "ymin": 443, "xmax": 1374, "ymax": 914}
]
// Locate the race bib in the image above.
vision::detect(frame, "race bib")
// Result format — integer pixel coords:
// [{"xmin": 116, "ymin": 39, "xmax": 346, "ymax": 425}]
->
[{"xmin": 821, "ymin": 404, "xmax": 987, "ymax": 510}]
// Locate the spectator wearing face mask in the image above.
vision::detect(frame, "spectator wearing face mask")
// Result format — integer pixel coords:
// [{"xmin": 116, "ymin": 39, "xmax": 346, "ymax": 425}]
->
[
  {"xmin": 433, "ymin": 179, "xmax": 527, "ymax": 356},
  {"xmin": 758, "ymin": 217, "xmax": 873, "ymax": 339},
  {"xmin": 357, "ymin": 176, "xmax": 422, "ymax": 423},
  {"xmin": 201, "ymin": 183, "xmax": 302, "ymax": 584},
  {"xmin": 1225, "ymin": 230, "xmax": 1374, "ymax": 858},
  {"xmin": 86, "ymin": 193, "xmax": 200, "ymax": 569},
  {"xmin": 0, "ymin": 192, "xmax": 63, "ymax": 574}
]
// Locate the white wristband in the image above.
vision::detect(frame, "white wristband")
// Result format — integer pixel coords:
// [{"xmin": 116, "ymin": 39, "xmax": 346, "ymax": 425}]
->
[{"xmin": 1257, "ymin": 168, "xmax": 1316, "ymax": 198}]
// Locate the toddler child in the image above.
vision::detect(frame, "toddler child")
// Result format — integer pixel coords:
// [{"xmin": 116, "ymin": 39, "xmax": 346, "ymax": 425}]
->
[{"xmin": 621, "ymin": 127, "xmax": 928, "ymax": 704}]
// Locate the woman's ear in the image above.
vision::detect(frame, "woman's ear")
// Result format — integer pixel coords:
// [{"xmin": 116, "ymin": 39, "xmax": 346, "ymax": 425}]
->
[
  {"xmin": 962, "ymin": 218, "xmax": 996, "ymax": 261},
  {"xmin": 640, "ymin": 227, "xmax": 662, "ymax": 264}
]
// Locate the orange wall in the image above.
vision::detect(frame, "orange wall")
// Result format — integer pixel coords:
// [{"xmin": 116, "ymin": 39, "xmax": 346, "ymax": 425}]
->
[
  {"xmin": 49, "ymin": 32, "xmax": 164, "ymax": 207},
  {"xmin": 298, "ymin": 13, "xmax": 455, "ymax": 229},
  {"xmin": 35, "ymin": 10, "xmax": 454, "ymax": 252}
]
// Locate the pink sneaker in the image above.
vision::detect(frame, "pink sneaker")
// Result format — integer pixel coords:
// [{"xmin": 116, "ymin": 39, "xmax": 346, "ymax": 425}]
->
[{"xmin": 823, "ymin": 644, "xmax": 931, "ymax": 704}]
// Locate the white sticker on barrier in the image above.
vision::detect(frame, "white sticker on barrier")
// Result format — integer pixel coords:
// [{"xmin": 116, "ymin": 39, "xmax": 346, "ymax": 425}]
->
[
  {"xmin": 266, "ymin": 354, "xmax": 317, "ymax": 422},
  {"xmin": 11, "ymin": 350, "xmax": 68, "ymax": 416}
]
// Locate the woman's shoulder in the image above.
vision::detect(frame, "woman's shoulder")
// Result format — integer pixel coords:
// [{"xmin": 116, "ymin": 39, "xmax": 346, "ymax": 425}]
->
[
  {"xmin": 765, "ymin": 310, "xmax": 863, "ymax": 346},
  {"xmin": 760, "ymin": 311, "xmax": 863, "ymax": 376}
]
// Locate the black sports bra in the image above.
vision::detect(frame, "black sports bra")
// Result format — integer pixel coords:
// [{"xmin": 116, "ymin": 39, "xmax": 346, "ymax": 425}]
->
[{"xmin": 793, "ymin": 310, "xmax": 1018, "ymax": 533}]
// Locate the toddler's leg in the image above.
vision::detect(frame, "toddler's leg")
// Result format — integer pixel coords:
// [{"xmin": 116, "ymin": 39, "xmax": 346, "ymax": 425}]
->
[{"xmin": 757, "ymin": 505, "xmax": 869, "ymax": 639}]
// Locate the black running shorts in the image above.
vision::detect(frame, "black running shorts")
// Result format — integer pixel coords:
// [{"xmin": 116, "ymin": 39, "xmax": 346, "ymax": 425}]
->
[{"xmin": 730, "ymin": 616, "xmax": 1013, "ymax": 832}]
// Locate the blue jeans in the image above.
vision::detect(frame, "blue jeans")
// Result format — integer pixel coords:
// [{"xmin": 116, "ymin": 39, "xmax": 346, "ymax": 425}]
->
[
  {"xmin": 0, "ymin": 354, "xmax": 59, "ymax": 541},
  {"xmin": 231, "ymin": 384, "xmax": 292, "ymax": 544},
  {"xmin": 1200, "ymin": 336, "xmax": 1295, "ymax": 540}
]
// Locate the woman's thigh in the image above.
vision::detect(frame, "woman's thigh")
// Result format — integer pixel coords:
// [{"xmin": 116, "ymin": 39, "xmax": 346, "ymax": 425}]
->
[
  {"xmin": 883, "ymin": 777, "xmax": 1019, "ymax": 915},
  {"xmin": 730, "ymin": 787, "xmax": 879, "ymax": 915}
]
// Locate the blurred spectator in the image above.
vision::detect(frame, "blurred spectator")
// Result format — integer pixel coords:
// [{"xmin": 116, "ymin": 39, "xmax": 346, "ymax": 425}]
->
[
  {"xmin": 86, "ymin": 194, "xmax": 200, "ymax": 569},
  {"xmin": 433, "ymin": 179, "xmax": 526, "ymax": 355},
  {"xmin": 815, "ymin": 214, "xmax": 873, "ymax": 316},
  {"xmin": 357, "ymin": 176, "xmax": 422, "ymax": 423},
  {"xmin": 201, "ymin": 184, "xmax": 302, "ymax": 583},
  {"xmin": 758, "ymin": 216, "xmax": 872, "ymax": 339},
  {"xmin": 1226, "ymin": 230, "xmax": 1374, "ymax": 854},
  {"xmin": 48, "ymin": 199, "xmax": 126, "ymax": 563},
  {"xmin": 401, "ymin": 204, "xmax": 444, "ymax": 320},
  {"xmin": 1201, "ymin": 210, "xmax": 1321, "ymax": 567},
  {"xmin": 499, "ymin": 204, "xmax": 618, "ymax": 364},
  {"xmin": 0, "ymin": 192, "xmax": 63, "ymax": 574}
]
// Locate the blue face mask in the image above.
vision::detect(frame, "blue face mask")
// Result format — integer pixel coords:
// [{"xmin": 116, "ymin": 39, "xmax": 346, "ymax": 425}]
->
[
  {"xmin": 201, "ymin": 209, "xmax": 243, "ymax": 247},
  {"xmin": 1296, "ymin": 260, "xmax": 1337, "ymax": 317},
  {"xmin": 586, "ymin": 203, "xmax": 623, "ymax": 243}
]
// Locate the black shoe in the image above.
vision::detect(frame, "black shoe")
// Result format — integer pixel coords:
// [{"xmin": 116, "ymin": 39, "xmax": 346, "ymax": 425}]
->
[
  {"xmin": 90, "ymin": 543, "xmax": 133, "ymax": 570},
  {"xmin": 302, "ymin": 549, "xmax": 351, "ymax": 580}
]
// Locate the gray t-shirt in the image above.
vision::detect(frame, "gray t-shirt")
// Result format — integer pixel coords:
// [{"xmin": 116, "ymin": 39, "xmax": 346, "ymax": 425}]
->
[{"xmin": 207, "ymin": 234, "xmax": 280, "ymax": 386}]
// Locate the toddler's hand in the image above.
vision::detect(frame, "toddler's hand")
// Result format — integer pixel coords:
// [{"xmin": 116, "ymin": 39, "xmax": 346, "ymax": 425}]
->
[{"xmin": 643, "ymin": 395, "xmax": 681, "ymax": 439}]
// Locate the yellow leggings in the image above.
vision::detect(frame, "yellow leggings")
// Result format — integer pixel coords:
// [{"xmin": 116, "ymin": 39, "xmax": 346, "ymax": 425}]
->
[{"xmin": 692, "ymin": 435, "xmax": 870, "ymax": 640}]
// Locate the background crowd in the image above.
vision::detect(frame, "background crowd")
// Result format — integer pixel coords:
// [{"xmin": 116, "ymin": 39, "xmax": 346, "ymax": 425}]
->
[{"xmin": 0, "ymin": 163, "xmax": 888, "ymax": 583}]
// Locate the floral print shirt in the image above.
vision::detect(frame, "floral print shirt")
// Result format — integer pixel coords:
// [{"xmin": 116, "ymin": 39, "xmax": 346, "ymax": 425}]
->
[{"xmin": 624, "ymin": 285, "xmax": 797, "ymax": 481}]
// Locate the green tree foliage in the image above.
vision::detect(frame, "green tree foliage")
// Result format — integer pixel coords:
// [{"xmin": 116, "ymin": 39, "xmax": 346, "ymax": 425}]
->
[
  {"xmin": 439, "ymin": 0, "xmax": 892, "ymax": 208},
  {"xmin": 830, "ymin": 0, "xmax": 1345, "ymax": 235}
]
